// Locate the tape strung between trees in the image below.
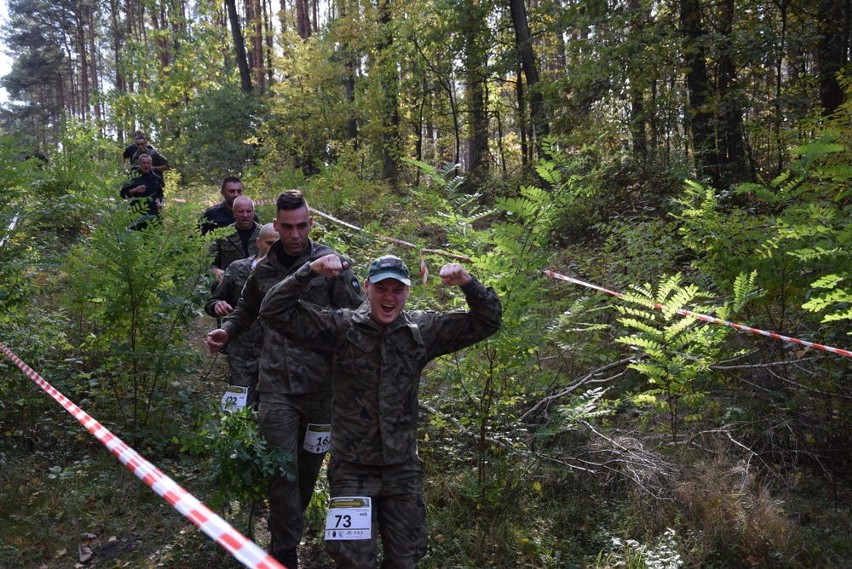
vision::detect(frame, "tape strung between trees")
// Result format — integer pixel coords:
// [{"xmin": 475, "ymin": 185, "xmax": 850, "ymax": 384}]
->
[{"xmin": 0, "ymin": 342, "xmax": 286, "ymax": 569}]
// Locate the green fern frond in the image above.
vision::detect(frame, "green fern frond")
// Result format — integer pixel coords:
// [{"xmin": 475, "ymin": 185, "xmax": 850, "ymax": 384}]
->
[
  {"xmin": 618, "ymin": 317, "xmax": 663, "ymax": 337},
  {"xmin": 662, "ymin": 285, "xmax": 699, "ymax": 318},
  {"xmin": 732, "ymin": 271, "xmax": 758, "ymax": 311},
  {"xmin": 617, "ymin": 336, "xmax": 665, "ymax": 359},
  {"xmin": 662, "ymin": 314, "xmax": 698, "ymax": 342},
  {"xmin": 615, "ymin": 305, "xmax": 658, "ymax": 321},
  {"xmin": 620, "ymin": 287, "xmax": 658, "ymax": 310},
  {"xmin": 657, "ymin": 273, "xmax": 684, "ymax": 304}
]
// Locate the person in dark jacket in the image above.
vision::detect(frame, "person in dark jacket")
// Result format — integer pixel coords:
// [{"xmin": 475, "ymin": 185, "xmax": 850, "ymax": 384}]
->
[
  {"xmin": 205, "ymin": 223, "xmax": 279, "ymax": 406},
  {"xmin": 119, "ymin": 154, "xmax": 164, "ymax": 231},
  {"xmin": 259, "ymin": 253, "xmax": 502, "ymax": 569},
  {"xmin": 124, "ymin": 132, "xmax": 170, "ymax": 175},
  {"xmin": 205, "ymin": 189, "xmax": 365, "ymax": 569},
  {"xmin": 199, "ymin": 176, "xmax": 259, "ymax": 235},
  {"xmin": 121, "ymin": 129, "xmax": 149, "ymax": 165}
]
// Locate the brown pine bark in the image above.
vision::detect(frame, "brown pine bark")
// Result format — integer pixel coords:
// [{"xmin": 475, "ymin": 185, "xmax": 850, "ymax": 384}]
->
[{"xmin": 225, "ymin": 0, "xmax": 253, "ymax": 93}]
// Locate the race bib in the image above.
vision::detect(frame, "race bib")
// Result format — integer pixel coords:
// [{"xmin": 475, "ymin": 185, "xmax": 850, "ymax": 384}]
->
[
  {"xmin": 325, "ymin": 496, "xmax": 372, "ymax": 540},
  {"xmin": 303, "ymin": 423, "xmax": 332, "ymax": 454},
  {"xmin": 220, "ymin": 385, "xmax": 248, "ymax": 412}
]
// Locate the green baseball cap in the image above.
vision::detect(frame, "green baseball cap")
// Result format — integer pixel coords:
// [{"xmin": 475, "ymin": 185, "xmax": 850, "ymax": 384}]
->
[{"xmin": 367, "ymin": 255, "xmax": 411, "ymax": 285}]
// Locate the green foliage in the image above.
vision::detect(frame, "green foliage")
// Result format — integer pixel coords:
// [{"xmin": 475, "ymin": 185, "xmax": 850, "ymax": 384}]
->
[
  {"xmin": 615, "ymin": 274, "xmax": 753, "ymax": 441},
  {"xmin": 174, "ymin": 85, "xmax": 265, "ymax": 183},
  {"xmin": 58, "ymin": 197, "xmax": 207, "ymax": 438},
  {"xmin": 587, "ymin": 214, "xmax": 686, "ymax": 290},
  {"xmin": 258, "ymin": 33, "xmax": 354, "ymax": 175},
  {"xmin": 675, "ymin": 108, "xmax": 851, "ymax": 341},
  {"xmin": 177, "ymin": 408, "xmax": 293, "ymax": 513}
]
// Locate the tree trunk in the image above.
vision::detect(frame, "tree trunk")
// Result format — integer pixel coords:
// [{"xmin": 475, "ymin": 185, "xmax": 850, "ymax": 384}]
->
[
  {"xmin": 717, "ymin": 0, "xmax": 748, "ymax": 184},
  {"xmin": 816, "ymin": 0, "xmax": 847, "ymax": 115},
  {"xmin": 680, "ymin": 0, "xmax": 720, "ymax": 184},
  {"xmin": 340, "ymin": 0, "xmax": 358, "ymax": 142},
  {"xmin": 225, "ymin": 0, "xmax": 253, "ymax": 93},
  {"xmin": 279, "ymin": 0, "xmax": 288, "ymax": 33},
  {"xmin": 377, "ymin": 0, "xmax": 400, "ymax": 187},
  {"xmin": 461, "ymin": 0, "xmax": 489, "ymax": 192},
  {"xmin": 110, "ymin": 0, "xmax": 126, "ymax": 132},
  {"xmin": 296, "ymin": 0, "xmax": 311, "ymax": 39},
  {"xmin": 264, "ymin": 0, "xmax": 274, "ymax": 84},
  {"xmin": 627, "ymin": 0, "xmax": 647, "ymax": 163},
  {"xmin": 245, "ymin": 0, "xmax": 266, "ymax": 93},
  {"xmin": 516, "ymin": 65, "xmax": 529, "ymax": 168},
  {"xmin": 507, "ymin": 0, "xmax": 548, "ymax": 163},
  {"xmin": 73, "ymin": 2, "xmax": 90, "ymax": 120},
  {"xmin": 85, "ymin": 0, "xmax": 102, "ymax": 124}
]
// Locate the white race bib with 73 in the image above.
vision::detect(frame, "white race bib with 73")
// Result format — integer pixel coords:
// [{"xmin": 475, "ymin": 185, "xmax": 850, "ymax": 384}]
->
[{"xmin": 325, "ymin": 496, "xmax": 371, "ymax": 540}]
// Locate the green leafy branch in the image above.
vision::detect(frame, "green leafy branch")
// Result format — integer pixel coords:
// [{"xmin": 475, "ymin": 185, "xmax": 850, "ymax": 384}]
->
[{"xmin": 615, "ymin": 273, "xmax": 755, "ymax": 443}]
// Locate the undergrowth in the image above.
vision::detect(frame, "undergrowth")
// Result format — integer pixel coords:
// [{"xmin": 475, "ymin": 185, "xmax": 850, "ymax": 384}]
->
[{"xmin": 1, "ymin": 127, "xmax": 850, "ymax": 568}]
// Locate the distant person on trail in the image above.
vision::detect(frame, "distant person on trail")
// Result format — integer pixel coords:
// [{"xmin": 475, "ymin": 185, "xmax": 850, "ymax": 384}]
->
[
  {"xmin": 208, "ymin": 195, "xmax": 261, "ymax": 283},
  {"xmin": 124, "ymin": 131, "xmax": 170, "ymax": 175},
  {"xmin": 199, "ymin": 176, "xmax": 259, "ymax": 236},
  {"xmin": 205, "ymin": 189, "xmax": 365, "ymax": 569},
  {"xmin": 204, "ymin": 223, "xmax": 279, "ymax": 408},
  {"xmin": 119, "ymin": 153, "xmax": 164, "ymax": 231},
  {"xmin": 258, "ymin": 254, "xmax": 502, "ymax": 569},
  {"xmin": 121, "ymin": 129, "xmax": 148, "ymax": 165}
]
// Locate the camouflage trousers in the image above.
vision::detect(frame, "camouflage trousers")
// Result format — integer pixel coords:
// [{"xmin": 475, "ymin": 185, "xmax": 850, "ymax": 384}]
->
[
  {"xmin": 257, "ymin": 390, "xmax": 332, "ymax": 556},
  {"xmin": 227, "ymin": 353, "xmax": 259, "ymax": 408},
  {"xmin": 325, "ymin": 457, "xmax": 427, "ymax": 569}
]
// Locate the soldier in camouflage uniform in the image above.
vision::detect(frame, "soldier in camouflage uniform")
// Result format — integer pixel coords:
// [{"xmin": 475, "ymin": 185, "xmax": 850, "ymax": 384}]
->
[
  {"xmin": 204, "ymin": 223, "xmax": 278, "ymax": 406},
  {"xmin": 206, "ymin": 190, "xmax": 364, "ymax": 569},
  {"xmin": 259, "ymin": 253, "xmax": 502, "ymax": 569},
  {"xmin": 208, "ymin": 195, "xmax": 261, "ymax": 283}
]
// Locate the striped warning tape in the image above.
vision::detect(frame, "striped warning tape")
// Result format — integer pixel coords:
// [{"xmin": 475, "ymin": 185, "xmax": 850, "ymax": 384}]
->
[
  {"xmin": 541, "ymin": 269, "xmax": 852, "ymax": 359},
  {"xmin": 253, "ymin": 197, "xmax": 461, "ymax": 284},
  {"xmin": 0, "ymin": 342, "xmax": 286, "ymax": 569},
  {"xmin": 254, "ymin": 195, "xmax": 851, "ymax": 359}
]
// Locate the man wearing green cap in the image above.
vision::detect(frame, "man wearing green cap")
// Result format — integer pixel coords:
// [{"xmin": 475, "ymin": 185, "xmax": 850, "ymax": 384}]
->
[{"xmin": 260, "ymin": 253, "xmax": 502, "ymax": 569}]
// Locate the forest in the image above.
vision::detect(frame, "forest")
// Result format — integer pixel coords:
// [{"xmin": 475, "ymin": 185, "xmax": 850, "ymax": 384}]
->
[{"xmin": 0, "ymin": 0, "xmax": 850, "ymax": 567}]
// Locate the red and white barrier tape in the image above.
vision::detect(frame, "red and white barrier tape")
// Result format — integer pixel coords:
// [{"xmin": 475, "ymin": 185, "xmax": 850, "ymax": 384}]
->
[
  {"xmin": 0, "ymin": 342, "xmax": 286, "ymax": 569},
  {"xmin": 541, "ymin": 269, "xmax": 852, "ymax": 359},
  {"xmin": 256, "ymin": 197, "xmax": 471, "ymax": 284}
]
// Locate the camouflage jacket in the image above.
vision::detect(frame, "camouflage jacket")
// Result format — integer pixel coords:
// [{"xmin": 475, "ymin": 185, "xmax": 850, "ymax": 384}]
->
[
  {"xmin": 222, "ymin": 239, "xmax": 364, "ymax": 395},
  {"xmin": 259, "ymin": 262, "xmax": 503, "ymax": 466},
  {"xmin": 208, "ymin": 222, "xmax": 261, "ymax": 272},
  {"xmin": 205, "ymin": 256, "xmax": 260, "ymax": 359}
]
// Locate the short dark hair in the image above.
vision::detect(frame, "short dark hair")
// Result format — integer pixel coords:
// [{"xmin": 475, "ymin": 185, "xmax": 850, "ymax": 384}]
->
[
  {"xmin": 132, "ymin": 129, "xmax": 146, "ymax": 138},
  {"xmin": 276, "ymin": 189, "xmax": 309, "ymax": 212},
  {"xmin": 221, "ymin": 176, "xmax": 242, "ymax": 190}
]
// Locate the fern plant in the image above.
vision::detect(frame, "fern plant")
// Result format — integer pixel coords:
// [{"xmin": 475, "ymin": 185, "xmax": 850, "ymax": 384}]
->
[{"xmin": 615, "ymin": 273, "xmax": 755, "ymax": 443}]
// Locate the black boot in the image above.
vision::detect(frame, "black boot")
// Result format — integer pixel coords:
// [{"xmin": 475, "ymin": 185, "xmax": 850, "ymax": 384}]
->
[{"xmin": 275, "ymin": 548, "xmax": 298, "ymax": 569}]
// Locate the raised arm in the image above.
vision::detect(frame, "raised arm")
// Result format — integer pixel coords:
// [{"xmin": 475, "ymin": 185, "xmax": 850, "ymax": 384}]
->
[
  {"xmin": 423, "ymin": 263, "xmax": 502, "ymax": 359},
  {"xmin": 259, "ymin": 255, "xmax": 354, "ymax": 355}
]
